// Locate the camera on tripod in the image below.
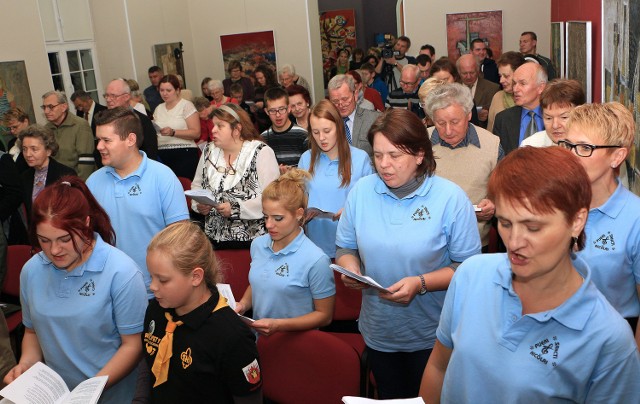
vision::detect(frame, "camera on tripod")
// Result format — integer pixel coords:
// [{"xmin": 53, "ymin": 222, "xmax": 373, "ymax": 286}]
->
[{"xmin": 381, "ymin": 42, "xmax": 399, "ymax": 59}]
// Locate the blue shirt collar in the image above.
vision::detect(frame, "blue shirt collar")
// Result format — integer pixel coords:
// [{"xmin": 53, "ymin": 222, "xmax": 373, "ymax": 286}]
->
[
  {"xmin": 105, "ymin": 151, "xmax": 148, "ymax": 180},
  {"xmin": 520, "ymin": 105, "xmax": 543, "ymax": 119},
  {"xmin": 373, "ymin": 173, "xmax": 434, "ymax": 200},
  {"xmin": 266, "ymin": 228, "xmax": 306, "ymax": 255},
  {"xmin": 592, "ymin": 180, "xmax": 625, "ymax": 219},
  {"xmin": 39, "ymin": 233, "xmax": 109, "ymax": 276},
  {"xmin": 430, "ymin": 124, "xmax": 481, "ymax": 150}
]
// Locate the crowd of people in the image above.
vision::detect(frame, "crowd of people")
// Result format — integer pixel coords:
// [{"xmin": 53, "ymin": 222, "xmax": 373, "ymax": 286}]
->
[{"xmin": 0, "ymin": 29, "xmax": 638, "ymax": 403}]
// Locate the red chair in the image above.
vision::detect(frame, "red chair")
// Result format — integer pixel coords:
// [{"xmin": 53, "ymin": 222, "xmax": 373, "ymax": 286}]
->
[
  {"xmin": 215, "ymin": 249, "xmax": 252, "ymax": 300},
  {"xmin": 257, "ymin": 330, "xmax": 361, "ymax": 404},
  {"xmin": 332, "ymin": 271, "xmax": 362, "ymax": 321},
  {"xmin": 177, "ymin": 176, "xmax": 192, "ymax": 207},
  {"xmin": 4, "ymin": 245, "xmax": 34, "ymax": 357}
]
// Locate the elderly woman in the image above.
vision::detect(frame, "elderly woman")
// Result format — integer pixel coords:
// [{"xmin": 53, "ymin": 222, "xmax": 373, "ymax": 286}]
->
[
  {"xmin": 417, "ymin": 77, "xmax": 447, "ymax": 127},
  {"xmin": 335, "ymin": 108, "xmax": 481, "ymax": 399},
  {"xmin": 208, "ymin": 79, "xmax": 238, "ymax": 109},
  {"xmin": 419, "ymin": 147, "xmax": 640, "ymax": 403},
  {"xmin": 287, "ymin": 84, "xmax": 312, "ymax": 129},
  {"xmin": 428, "ymin": 59, "xmax": 480, "ymax": 127},
  {"xmin": 18, "ymin": 124, "xmax": 75, "ymax": 214},
  {"xmin": 125, "ymin": 79, "xmax": 148, "ymax": 115},
  {"xmin": 423, "ymin": 83, "xmax": 502, "ymax": 251},
  {"xmin": 487, "ymin": 51, "xmax": 526, "ymax": 132},
  {"xmin": 561, "ymin": 102, "xmax": 640, "ymax": 347}
]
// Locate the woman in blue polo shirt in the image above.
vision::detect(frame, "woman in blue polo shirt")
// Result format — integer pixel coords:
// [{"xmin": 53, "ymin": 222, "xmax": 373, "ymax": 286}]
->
[
  {"xmin": 3, "ymin": 176, "xmax": 147, "ymax": 403},
  {"xmin": 335, "ymin": 108, "xmax": 481, "ymax": 399},
  {"xmin": 235, "ymin": 169, "xmax": 335, "ymax": 336},
  {"xmin": 561, "ymin": 102, "xmax": 640, "ymax": 345},
  {"xmin": 420, "ymin": 147, "xmax": 640, "ymax": 403},
  {"xmin": 298, "ymin": 99, "xmax": 373, "ymax": 258}
]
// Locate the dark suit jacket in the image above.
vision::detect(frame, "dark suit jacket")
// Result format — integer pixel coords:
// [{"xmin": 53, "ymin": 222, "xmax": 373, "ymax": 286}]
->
[
  {"xmin": 351, "ymin": 106, "xmax": 381, "ymax": 159},
  {"xmin": 480, "ymin": 58, "xmax": 500, "ymax": 84},
  {"xmin": 492, "ymin": 106, "xmax": 523, "ymax": 155},
  {"xmin": 21, "ymin": 158, "xmax": 76, "ymax": 214},
  {"xmin": 76, "ymin": 103, "xmax": 107, "ymax": 135}
]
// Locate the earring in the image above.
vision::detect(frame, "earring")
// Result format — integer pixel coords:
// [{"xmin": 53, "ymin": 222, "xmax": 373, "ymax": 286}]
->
[
  {"xmin": 611, "ymin": 164, "xmax": 618, "ymax": 168},
  {"xmin": 570, "ymin": 236, "xmax": 578, "ymax": 250}
]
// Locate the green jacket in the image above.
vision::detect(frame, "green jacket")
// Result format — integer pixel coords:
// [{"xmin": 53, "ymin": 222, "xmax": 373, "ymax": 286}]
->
[{"xmin": 45, "ymin": 111, "xmax": 95, "ymax": 180}]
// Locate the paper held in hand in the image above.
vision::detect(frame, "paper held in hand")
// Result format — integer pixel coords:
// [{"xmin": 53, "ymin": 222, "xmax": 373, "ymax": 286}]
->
[
  {"xmin": 330, "ymin": 264, "xmax": 391, "ymax": 294},
  {"xmin": 0, "ymin": 361, "xmax": 107, "ymax": 404},
  {"xmin": 185, "ymin": 189, "xmax": 219, "ymax": 206},
  {"xmin": 216, "ymin": 283, "xmax": 255, "ymax": 324}
]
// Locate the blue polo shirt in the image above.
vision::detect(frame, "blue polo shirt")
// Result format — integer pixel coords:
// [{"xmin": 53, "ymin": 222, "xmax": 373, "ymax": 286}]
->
[
  {"xmin": 21, "ymin": 234, "xmax": 148, "ymax": 403},
  {"xmin": 336, "ymin": 174, "xmax": 481, "ymax": 352},
  {"xmin": 298, "ymin": 146, "xmax": 373, "ymax": 257},
  {"xmin": 87, "ymin": 151, "xmax": 190, "ymax": 297},
  {"xmin": 249, "ymin": 230, "xmax": 335, "ymax": 321},
  {"xmin": 577, "ymin": 181, "xmax": 640, "ymax": 318},
  {"xmin": 437, "ymin": 253, "xmax": 640, "ymax": 403}
]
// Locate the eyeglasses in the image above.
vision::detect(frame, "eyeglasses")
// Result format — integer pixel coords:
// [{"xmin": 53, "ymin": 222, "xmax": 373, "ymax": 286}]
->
[
  {"xmin": 330, "ymin": 95, "xmax": 354, "ymax": 107},
  {"xmin": 266, "ymin": 106, "xmax": 288, "ymax": 116},
  {"xmin": 208, "ymin": 154, "xmax": 237, "ymax": 175},
  {"xmin": 400, "ymin": 80, "xmax": 419, "ymax": 86},
  {"xmin": 40, "ymin": 104, "xmax": 61, "ymax": 111},
  {"xmin": 557, "ymin": 140, "xmax": 622, "ymax": 158},
  {"xmin": 103, "ymin": 93, "xmax": 126, "ymax": 99}
]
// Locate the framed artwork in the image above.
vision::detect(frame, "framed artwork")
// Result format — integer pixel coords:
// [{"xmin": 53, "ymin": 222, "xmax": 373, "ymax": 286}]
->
[
  {"xmin": 566, "ymin": 22, "xmax": 592, "ymax": 103},
  {"xmin": 154, "ymin": 42, "xmax": 185, "ymax": 85},
  {"xmin": 319, "ymin": 9, "xmax": 357, "ymax": 84},
  {"xmin": 220, "ymin": 30, "xmax": 277, "ymax": 79},
  {"xmin": 551, "ymin": 22, "xmax": 565, "ymax": 78},
  {"xmin": 0, "ymin": 60, "xmax": 35, "ymax": 138},
  {"xmin": 446, "ymin": 10, "xmax": 503, "ymax": 62}
]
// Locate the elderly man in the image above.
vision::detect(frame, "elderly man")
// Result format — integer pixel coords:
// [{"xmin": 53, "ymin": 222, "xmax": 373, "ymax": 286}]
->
[
  {"xmin": 327, "ymin": 74, "xmax": 380, "ymax": 158},
  {"xmin": 103, "ymin": 78, "xmax": 158, "ymax": 161},
  {"xmin": 386, "ymin": 64, "xmax": 424, "ymax": 119},
  {"xmin": 493, "ymin": 62, "xmax": 547, "ymax": 154},
  {"xmin": 41, "ymin": 90, "xmax": 95, "ymax": 180},
  {"xmin": 424, "ymin": 82, "xmax": 503, "ymax": 250},
  {"xmin": 457, "ymin": 54, "xmax": 499, "ymax": 128}
]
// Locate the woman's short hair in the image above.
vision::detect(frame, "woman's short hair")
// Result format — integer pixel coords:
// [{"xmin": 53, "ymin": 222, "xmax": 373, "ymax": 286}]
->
[
  {"xmin": 262, "ymin": 168, "xmax": 311, "ymax": 213},
  {"xmin": 18, "ymin": 124, "xmax": 59, "ymax": 156},
  {"xmin": 423, "ymin": 82, "xmax": 474, "ymax": 118},
  {"xmin": 417, "ymin": 77, "xmax": 448, "ymax": 105},
  {"xmin": 3, "ymin": 107, "xmax": 29, "ymax": 126},
  {"xmin": 207, "ymin": 80, "xmax": 224, "ymax": 91},
  {"xmin": 567, "ymin": 102, "xmax": 634, "ymax": 149},
  {"xmin": 488, "ymin": 147, "xmax": 591, "ymax": 250},
  {"xmin": 496, "ymin": 51, "xmax": 526, "ymax": 71},
  {"xmin": 147, "ymin": 221, "xmax": 220, "ymax": 290},
  {"xmin": 210, "ymin": 103, "xmax": 260, "ymax": 141},
  {"xmin": 286, "ymin": 85, "xmax": 311, "ymax": 105},
  {"xmin": 125, "ymin": 79, "xmax": 142, "ymax": 97},
  {"xmin": 540, "ymin": 79, "xmax": 586, "ymax": 110},
  {"xmin": 367, "ymin": 109, "xmax": 436, "ymax": 178},
  {"xmin": 159, "ymin": 74, "xmax": 181, "ymax": 91},
  {"xmin": 429, "ymin": 58, "xmax": 461, "ymax": 83}
]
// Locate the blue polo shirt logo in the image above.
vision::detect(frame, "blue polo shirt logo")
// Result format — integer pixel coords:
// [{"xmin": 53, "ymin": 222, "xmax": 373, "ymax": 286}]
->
[
  {"xmin": 275, "ymin": 264, "xmax": 289, "ymax": 277},
  {"xmin": 78, "ymin": 279, "xmax": 96, "ymax": 296},
  {"xmin": 128, "ymin": 184, "xmax": 142, "ymax": 196},
  {"xmin": 593, "ymin": 231, "xmax": 615, "ymax": 251},
  {"xmin": 411, "ymin": 206, "xmax": 431, "ymax": 221},
  {"xmin": 529, "ymin": 336, "xmax": 560, "ymax": 367}
]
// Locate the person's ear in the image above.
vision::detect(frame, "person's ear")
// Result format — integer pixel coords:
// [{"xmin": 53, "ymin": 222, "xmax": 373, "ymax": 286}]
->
[
  {"xmin": 571, "ymin": 207, "xmax": 588, "ymax": 238},
  {"xmin": 191, "ymin": 267, "xmax": 205, "ymax": 287}
]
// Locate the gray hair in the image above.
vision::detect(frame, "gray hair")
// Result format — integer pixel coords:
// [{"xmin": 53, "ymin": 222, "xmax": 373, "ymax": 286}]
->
[
  {"xmin": 423, "ymin": 82, "xmax": 474, "ymax": 118},
  {"xmin": 18, "ymin": 124, "xmax": 60, "ymax": 156},
  {"xmin": 327, "ymin": 74, "xmax": 355, "ymax": 92},
  {"xmin": 533, "ymin": 63, "xmax": 548, "ymax": 85},
  {"xmin": 278, "ymin": 64, "xmax": 296, "ymax": 76},
  {"xmin": 112, "ymin": 78, "xmax": 132, "ymax": 94},
  {"xmin": 42, "ymin": 90, "xmax": 67, "ymax": 104},
  {"xmin": 207, "ymin": 79, "xmax": 223, "ymax": 91}
]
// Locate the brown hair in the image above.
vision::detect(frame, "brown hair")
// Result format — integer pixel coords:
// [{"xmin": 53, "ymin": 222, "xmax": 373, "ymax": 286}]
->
[
  {"xmin": 210, "ymin": 103, "xmax": 261, "ymax": 141},
  {"xmin": 540, "ymin": 79, "xmax": 586, "ymax": 110}
]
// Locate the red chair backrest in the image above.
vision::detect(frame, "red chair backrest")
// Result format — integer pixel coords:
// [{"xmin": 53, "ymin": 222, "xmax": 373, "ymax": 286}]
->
[
  {"xmin": 215, "ymin": 249, "xmax": 252, "ymax": 300},
  {"xmin": 4, "ymin": 245, "xmax": 34, "ymax": 297},
  {"xmin": 257, "ymin": 330, "xmax": 361, "ymax": 404},
  {"xmin": 177, "ymin": 176, "xmax": 192, "ymax": 207},
  {"xmin": 332, "ymin": 271, "xmax": 362, "ymax": 321}
]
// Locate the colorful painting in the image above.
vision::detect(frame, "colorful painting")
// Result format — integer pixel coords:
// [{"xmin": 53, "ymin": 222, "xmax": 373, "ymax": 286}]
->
[
  {"xmin": 220, "ymin": 31, "xmax": 276, "ymax": 79},
  {"xmin": 551, "ymin": 22, "xmax": 565, "ymax": 78},
  {"xmin": 154, "ymin": 42, "xmax": 185, "ymax": 84},
  {"xmin": 446, "ymin": 10, "xmax": 503, "ymax": 62},
  {"xmin": 602, "ymin": 0, "xmax": 640, "ymax": 192},
  {"xmin": 566, "ymin": 21, "xmax": 592, "ymax": 102},
  {"xmin": 0, "ymin": 61, "xmax": 35, "ymax": 142},
  {"xmin": 319, "ymin": 9, "xmax": 357, "ymax": 85}
]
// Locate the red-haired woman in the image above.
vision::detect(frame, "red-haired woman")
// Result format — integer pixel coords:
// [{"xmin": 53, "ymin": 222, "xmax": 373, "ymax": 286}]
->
[
  {"xmin": 3, "ymin": 176, "xmax": 147, "ymax": 403},
  {"xmin": 297, "ymin": 100, "xmax": 373, "ymax": 258}
]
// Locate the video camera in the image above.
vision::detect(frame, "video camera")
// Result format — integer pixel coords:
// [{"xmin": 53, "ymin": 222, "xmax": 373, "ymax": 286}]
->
[{"xmin": 377, "ymin": 34, "xmax": 399, "ymax": 59}]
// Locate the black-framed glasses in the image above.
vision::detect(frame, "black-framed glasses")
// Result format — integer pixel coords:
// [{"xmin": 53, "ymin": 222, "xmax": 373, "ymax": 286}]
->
[
  {"xmin": 40, "ymin": 103, "xmax": 61, "ymax": 111},
  {"xmin": 266, "ymin": 106, "xmax": 288, "ymax": 116},
  {"xmin": 557, "ymin": 140, "xmax": 622, "ymax": 158}
]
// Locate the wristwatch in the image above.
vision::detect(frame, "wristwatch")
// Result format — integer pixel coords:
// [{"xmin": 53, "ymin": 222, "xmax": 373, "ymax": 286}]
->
[{"xmin": 417, "ymin": 274, "xmax": 427, "ymax": 295}]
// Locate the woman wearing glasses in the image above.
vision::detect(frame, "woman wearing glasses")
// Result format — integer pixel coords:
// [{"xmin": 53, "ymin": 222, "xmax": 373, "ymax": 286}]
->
[
  {"xmin": 191, "ymin": 103, "xmax": 280, "ymax": 250},
  {"xmin": 560, "ymin": 102, "xmax": 640, "ymax": 347}
]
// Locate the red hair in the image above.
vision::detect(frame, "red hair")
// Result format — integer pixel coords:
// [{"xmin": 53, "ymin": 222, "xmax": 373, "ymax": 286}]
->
[
  {"xmin": 487, "ymin": 147, "xmax": 591, "ymax": 249},
  {"xmin": 30, "ymin": 176, "xmax": 115, "ymax": 256}
]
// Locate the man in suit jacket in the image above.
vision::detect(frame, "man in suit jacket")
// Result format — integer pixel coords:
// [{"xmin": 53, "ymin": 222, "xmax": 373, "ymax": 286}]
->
[
  {"xmin": 492, "ymin": 62, "xmax": 547, "ymax": 155},
  {"xmin": 328, "ymin": 74, "xmax": 380, "ymax": 159},
  {"xmin": 457, "ymin": 54, "xmax": 499, "ymax": 129},
  {"xmin": 71, "ymin": 90, "xmax": 107, "ymax": 136},
  {"xmin": 470, "ymin": 39, "xmax": 500, "ymax": 84}
]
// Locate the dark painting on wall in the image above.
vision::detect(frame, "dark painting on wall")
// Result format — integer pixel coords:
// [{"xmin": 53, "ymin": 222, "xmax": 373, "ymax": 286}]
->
[
  {"xmin": 446, "ymin": 10, "xmax": 503, "ymax": 62},
  {"xmin": 566, "ymin": 21, "xmax": 592, "ymax": 102},
  {"xmin": 220, "ymin": 30, "xmax": 277, "ymax": 79},
  {"xmin": 551, "ymin": 22, "xmax": 565, "ymax": 78},
  {"xmin": 0, "ymin": 60, "xmax": 35, "ymax": 141}
]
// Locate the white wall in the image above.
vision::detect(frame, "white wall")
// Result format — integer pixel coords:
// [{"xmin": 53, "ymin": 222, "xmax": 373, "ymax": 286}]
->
[{"xmin": 403, "ymin": 0, "xmax": 552, "ymax": 59}]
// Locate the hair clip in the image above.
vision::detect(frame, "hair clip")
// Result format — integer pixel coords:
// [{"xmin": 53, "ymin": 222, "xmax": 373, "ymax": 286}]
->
[{"xmin": 61, "ymin": 181, "xmax": 71, "ymax": 186}]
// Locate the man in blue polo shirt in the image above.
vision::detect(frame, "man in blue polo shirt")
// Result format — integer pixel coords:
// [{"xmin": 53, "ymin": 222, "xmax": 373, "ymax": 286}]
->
[{"xmin": 87, "ymin": 107, "xmax": 189, "ymax": 297}]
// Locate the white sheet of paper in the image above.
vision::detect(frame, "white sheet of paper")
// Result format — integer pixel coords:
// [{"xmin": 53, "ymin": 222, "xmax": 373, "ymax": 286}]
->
[
  {"xmin": 185, "ymin": 189, "xmax": 219, "ymax": 206},
  {"xmin": 216, "ymin": 283, "xmax": 236, "ymax": 311}
]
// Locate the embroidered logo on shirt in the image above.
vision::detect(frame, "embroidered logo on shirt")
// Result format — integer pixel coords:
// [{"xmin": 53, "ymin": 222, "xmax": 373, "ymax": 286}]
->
[
  {"xmin": 181, "ymin": 347, "xmax": 193, "ymax": 369},
  {"xmin": 593, "ymin": 231, "xmax": 616, "ymax": 251},
  {"xmin": 275, "ymin": 264, "xmax": 289, "ymax": 277},
  {"xmin": 242, "ymin": 359, "xmax": 261, "ymax": 384},
  {"xmin": 128, "ymin": 183, "xmax": 142, "ymax": 196},
  {"xmin": 411, "ymin": 206, "xmax": 431, "ymax": 221},
  {"xmin": 529, "ymin": 336, "xmax": 560, "ymax": 367},
  {"xmin": 78, "ymin": 279, "xmax": 95, "ymax": 296}
]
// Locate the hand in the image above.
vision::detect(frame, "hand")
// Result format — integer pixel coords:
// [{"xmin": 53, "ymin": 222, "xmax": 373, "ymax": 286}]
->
[
  {"xmin": 279, "ymin": 164, "xmax": 291, "ymax": 175},
  {"xmin": 214, "ymin": 202, "xmax": 232, "ymax": 218},
  {"xmin": 251, "ymin": 318, "xmax": 280, "ymax": 336},
  {"xmin": 380, "ymin": 276, "xmax": 421, "ymax": 304},
  {"xmin": 4, "ymin": 362, "xmax": 32, "ymax": 385},
  {"xmin": 384, "ymin": 57, "xmax": 396, "ymax": 66},
  {"xmin": 160, "ymin": 127, "xmax": 173, "ymax": 137},
  {"xmin": 332, "ymin": 208, "xmax": 343, "ymax": 221},
  {"xmin": 478, "ymin": 108, "xmax": 489, "ymax": 121},
  {"xmin": 196, "ymin": 203, "xmax": 214, "ymax": 216},
  {"xmin": 340, "ymin": 266, "xmax": 370, "ymax": 291},
  {"xmin": 475, "ymin": 198, "xmax": 495, "ymax": 221}
]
